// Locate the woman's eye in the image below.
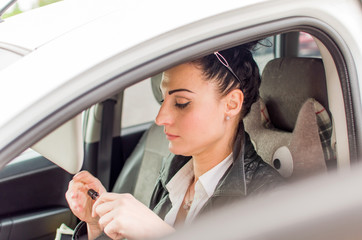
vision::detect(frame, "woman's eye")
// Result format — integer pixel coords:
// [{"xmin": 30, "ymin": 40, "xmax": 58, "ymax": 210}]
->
[{"xmin": 175, "ymin": 102, "xmax": 190, "ymax": 109}]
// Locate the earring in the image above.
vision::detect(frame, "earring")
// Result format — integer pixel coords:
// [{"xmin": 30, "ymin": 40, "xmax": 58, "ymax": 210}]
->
[{"xmin": 226, "ymin": 116, "xmax": 230, "ymax": 120}]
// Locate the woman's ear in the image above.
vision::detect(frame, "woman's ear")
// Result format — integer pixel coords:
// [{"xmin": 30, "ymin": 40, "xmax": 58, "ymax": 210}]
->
[{"xmin": 224, "ymin": 89, "xmax": 244, "ymax": 119}]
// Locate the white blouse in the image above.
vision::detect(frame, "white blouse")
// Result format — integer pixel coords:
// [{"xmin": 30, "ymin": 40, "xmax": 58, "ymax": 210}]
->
[{"xmin": 164, "ymin": 153, "xmax": 233, "ymax": 226}]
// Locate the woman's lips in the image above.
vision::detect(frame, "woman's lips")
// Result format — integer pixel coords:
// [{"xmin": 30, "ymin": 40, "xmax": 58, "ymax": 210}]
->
[{"xmin": 165, "ymin": 132, "xmax": 179, "ymax": 140}]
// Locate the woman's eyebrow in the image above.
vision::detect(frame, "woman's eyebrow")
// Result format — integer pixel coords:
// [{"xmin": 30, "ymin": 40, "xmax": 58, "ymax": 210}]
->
[{"xmin": 168, "ymin": 89, "xmax": 195, "ymax": 95}]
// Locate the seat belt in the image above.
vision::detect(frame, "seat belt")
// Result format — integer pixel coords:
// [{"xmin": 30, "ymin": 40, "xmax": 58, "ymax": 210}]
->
[{"xmin": 97, "ymin": 98, "xmax": 117, "ymax": 191}]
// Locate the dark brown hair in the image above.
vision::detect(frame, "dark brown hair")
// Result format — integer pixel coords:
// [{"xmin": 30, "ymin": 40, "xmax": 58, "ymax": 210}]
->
[{"xmin": 192, "ymin": 41, "xmax": 261, "ymax": 118}]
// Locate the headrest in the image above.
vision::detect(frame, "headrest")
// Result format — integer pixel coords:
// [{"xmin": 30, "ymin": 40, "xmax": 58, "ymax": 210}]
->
[
  {"xmin": 260, "ymin": 57, "xmax": 328, "ymax": 132},
  {"xmin": 151, "ymin": 73, "xmax": 163, "ymax": 105}
]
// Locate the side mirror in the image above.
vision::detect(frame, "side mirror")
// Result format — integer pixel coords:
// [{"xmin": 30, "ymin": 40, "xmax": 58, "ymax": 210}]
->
[{"xmin": 31, "ymin": 114, "xmax": 83, "ymax": 174}]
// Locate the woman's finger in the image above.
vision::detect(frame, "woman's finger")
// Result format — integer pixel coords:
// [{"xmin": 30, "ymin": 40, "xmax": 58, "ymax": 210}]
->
[
  {"xmin": 66, "ymin": 181, "xmax": 84, "ymax": 202},
  {"xmin": 73, "ymin": 171, "xmax": 97, "ymax": 184},
  {"xmin": 92, "ymin": 198, "xmax": 115, "ymax": 218},
  {"xmin": 98, "ymin": 210, "xmax": 115, "ymax": 229},
  {"xmin": 72, "ymin": 171, "xmax": 106, "ymax": 195},
  {"xmin": 91, "ymin": 192, "xmax": 119, "ymax": 218},
  {"xmin": 103, "ymin": 218, "xmax": 125, "ymax": 240}
]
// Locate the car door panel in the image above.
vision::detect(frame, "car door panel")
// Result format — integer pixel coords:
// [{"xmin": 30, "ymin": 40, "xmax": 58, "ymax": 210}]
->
[
  {"xmin": 1, "ymin": 208, "xmax": 73, "ymax": 240},
  {"xmin": 0, "ymin": 156, "xmax": 76, "ymax": 240}
]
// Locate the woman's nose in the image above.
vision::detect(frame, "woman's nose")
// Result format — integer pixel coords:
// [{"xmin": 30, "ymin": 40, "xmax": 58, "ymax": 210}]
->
[{"xmin": 155, "ymin": 102, "xmax": 172, "ymax": 126}]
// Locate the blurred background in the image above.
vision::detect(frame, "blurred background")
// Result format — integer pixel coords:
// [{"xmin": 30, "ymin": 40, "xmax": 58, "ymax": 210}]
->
[{"xmin": 1, "ymin": 0, "xmax": 62, "ymax": 18}]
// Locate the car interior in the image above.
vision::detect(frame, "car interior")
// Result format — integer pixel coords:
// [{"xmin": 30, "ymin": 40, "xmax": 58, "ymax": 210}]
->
[{"xmin": 0, "ymin": 30, "xmax": 358, "ymax": 239}]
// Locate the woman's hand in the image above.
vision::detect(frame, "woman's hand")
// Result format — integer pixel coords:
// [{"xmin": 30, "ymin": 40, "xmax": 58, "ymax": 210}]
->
[
  {"xmin": 92, "ymin": 193, "xmax": 175, "ymax": 240},
  {"xmin": 65, "ymin": 171, "xmax": 107, "ymax": 237}
]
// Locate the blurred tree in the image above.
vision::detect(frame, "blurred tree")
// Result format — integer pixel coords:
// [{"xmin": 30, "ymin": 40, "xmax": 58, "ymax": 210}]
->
[
  {"xmin": 2, "ymin": 3, "xmax": 22, "ymax": 19},
  {"xmin": 2, "ymin": 0, "xmax": 62, "ymax": 19},
  {"xmin": 37, "ymin": 0, "xmax": 62, "ymax": 7}
]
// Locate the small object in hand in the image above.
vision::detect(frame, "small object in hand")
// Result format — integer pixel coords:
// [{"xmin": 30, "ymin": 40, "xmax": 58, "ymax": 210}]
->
[{"xmin": 87, "ymin": 189, "xmax": 99, "ymax": 200}]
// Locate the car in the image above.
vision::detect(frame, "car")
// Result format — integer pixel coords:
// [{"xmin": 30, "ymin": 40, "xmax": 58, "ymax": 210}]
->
[{"xmin": 0, "ymin": 0, "xmax": 361, "ymax": 239}]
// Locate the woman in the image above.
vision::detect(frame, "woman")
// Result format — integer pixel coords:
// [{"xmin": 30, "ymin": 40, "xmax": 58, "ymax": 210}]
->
[{"xmin": 66, "ymin": 42, "xmax": 283, "ymax": 240}]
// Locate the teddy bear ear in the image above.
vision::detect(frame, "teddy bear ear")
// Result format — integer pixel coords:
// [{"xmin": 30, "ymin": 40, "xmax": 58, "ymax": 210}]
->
[
  {"xmin": 271, "ymin": 98, "xmax": 334, "ymax": 180},
  {"xmin": 288, "ymin": 98, "xmax": 332, "ymax": 180}
]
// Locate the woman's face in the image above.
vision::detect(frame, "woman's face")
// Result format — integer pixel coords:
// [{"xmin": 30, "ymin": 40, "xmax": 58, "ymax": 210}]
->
[{"xmin": 155, "ymin": 63, "xmax": 229, "ymax": 157}]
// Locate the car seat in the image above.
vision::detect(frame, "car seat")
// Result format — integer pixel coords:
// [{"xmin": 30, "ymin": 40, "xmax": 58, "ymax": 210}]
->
[
  {"xmin": 244, "ymin": 57, "xmax": 336, "ymax": 180},
  {"xmin": 112, "ymin": 73, "xmax": 170, "ymax": 206}
]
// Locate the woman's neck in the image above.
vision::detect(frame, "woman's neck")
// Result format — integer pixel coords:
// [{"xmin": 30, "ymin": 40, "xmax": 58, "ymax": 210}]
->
[
  {"xmin": 191, "ymin": 120, "xmax": 239, "ymax": 181},
  {"xmin": 192, "ymin": 144, "xmax": 232, "ymax": 181}
]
